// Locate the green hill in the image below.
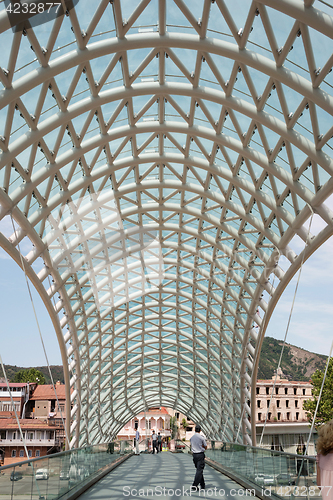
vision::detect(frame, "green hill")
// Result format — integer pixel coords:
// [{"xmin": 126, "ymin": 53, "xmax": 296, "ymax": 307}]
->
[
  {"xmin": 258, "ymin": 336, "xmax": 326, "ymax": 381},
  {"xmin": 2, "ymin": 365, "xmax": 64, "ymax": 384}
]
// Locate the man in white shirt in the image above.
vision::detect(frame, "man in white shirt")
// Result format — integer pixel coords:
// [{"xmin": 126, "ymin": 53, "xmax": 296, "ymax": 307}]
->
[
  {"xmin": 152, "ymin": 430, "xmax": 158, "ymax": 454},
  {"xmin": 135, "ymin": 428, "xmax": 140, "ymax": 455},
  {"xmin": 190, "ymin": 424, "xmax": 207, "ymax": 490}
]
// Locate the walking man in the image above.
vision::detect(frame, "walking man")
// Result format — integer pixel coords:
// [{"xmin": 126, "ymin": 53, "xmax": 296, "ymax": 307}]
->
[
  {"xmin": 152, "ymin": 430, "xmax": 158, "ymax": 454},
  {"xmin": 190, "ymin": 424, "xmax": 207, "ymax": 491},
  {"xmin": 135, "ymin": 428, "xmax": 140, "ymax": 455},
  {"xmin": 157, "ymin": 432, "xmax": 162, "ymax": 452}
]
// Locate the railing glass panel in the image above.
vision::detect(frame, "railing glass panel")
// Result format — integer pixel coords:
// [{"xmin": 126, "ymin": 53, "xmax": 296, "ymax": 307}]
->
[
  {"xmin": 0, "ymin": 440, "xmax": 133, "ymax": 500},
  {"xmin": 175, "ymin": 439, "xmax": 319, "ymax": 500}
]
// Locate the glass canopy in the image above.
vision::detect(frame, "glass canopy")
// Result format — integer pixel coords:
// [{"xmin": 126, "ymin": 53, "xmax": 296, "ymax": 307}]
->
[{"xmin": 0, "ymin": 0, "xmax": 333, "ymax": 448}]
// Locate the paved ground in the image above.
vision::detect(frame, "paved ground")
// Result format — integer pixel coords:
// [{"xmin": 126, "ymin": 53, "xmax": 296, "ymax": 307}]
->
[{"xmin": 78, "ymin": 452, "xmax": 259, "ymax": 500}]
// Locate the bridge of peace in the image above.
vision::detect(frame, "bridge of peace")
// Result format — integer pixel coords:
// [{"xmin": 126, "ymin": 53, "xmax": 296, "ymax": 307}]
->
[{"xmin": 0, "ymin": 0, "xmax": 332, "ymax": 498}]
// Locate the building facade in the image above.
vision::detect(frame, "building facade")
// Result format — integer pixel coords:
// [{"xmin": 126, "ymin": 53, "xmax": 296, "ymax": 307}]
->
[
  {"xmin": 0, "ymin": 382, "xmax": 67, "ymax": 465},
  {"xmin": 117, "ymin": 407, "xmax": 171, "ymax": 441},
  {"xmin": 254, "ymin": 370, "xmax": 315, "ymax": 454},
  {"xmin": 0, "ymin": 418, "xmax": 62, "ymax": 466},
  {"xmin": 0, "ymin": 383, "xmax": 36, "ymax": 419}
]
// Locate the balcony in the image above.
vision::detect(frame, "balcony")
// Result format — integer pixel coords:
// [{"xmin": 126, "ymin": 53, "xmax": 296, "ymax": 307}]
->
[{"xmin": 0, "ymin": 438, "xmax": 56, "ymax": 446}]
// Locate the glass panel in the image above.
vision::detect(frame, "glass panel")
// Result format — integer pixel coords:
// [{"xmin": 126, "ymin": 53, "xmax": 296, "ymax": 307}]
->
[{"xmin": 1, "ymin": 440, "xmax": 134, "ymax": 500}]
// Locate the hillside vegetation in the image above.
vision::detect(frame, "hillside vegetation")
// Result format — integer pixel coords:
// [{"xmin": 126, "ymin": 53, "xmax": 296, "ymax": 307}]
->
[
  {"xmin": 258, "ymin": 337, "xmax": 326, "ymax": 381},
  {"xmin": 2, "ymin": 365, "xmax": 64, "ymax": 384}
]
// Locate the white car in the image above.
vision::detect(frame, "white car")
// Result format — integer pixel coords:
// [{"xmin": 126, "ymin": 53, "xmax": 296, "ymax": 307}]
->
[
  {"xmin": 263, "ymin": 475, "xmax": 275, "ymax": 486},
  {"xmin": 35, "ymin": 469, "xmax": 49, "ymax": 480}
]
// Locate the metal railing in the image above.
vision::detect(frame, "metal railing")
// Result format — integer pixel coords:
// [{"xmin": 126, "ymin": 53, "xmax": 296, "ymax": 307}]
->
[
  {"xmin": 0, "ymin": 440, "xmax": 133, "ymax": 500},
  {"xmin": 175, "ymin": 439, "xmax": 319, "ymax": 500}
]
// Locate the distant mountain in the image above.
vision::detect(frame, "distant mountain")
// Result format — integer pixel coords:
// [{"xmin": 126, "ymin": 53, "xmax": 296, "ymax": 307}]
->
[
  {"xmin": 258, "ymin": 336, "xmax": 326, "ymax": 381},
  {"xmin": 3, "ymin": 365, "xmax": 64, "ymax": 384}
]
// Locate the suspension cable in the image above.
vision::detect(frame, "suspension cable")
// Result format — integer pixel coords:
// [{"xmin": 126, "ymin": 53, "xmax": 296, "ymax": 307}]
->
[
  {"xmin": 259, "ymin": 206, "xmax": 314, "ymax": 447},
  {"xmin": 10, "ymin": 214, "xmax": 70, "ymax": 449}
]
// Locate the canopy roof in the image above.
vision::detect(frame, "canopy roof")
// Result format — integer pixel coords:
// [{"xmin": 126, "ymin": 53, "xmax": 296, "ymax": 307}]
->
[{"xmin": 0, "ymin": 0, "xmax": 333, "ymax": 448}]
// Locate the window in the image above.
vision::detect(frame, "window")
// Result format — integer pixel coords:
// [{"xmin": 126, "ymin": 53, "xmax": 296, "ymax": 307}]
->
[
  {"xmin": 294, "ymin": 388, "xmax": 297, "ymax": 395},
  {"xmin": 275, "ymin": 387, "xmax": 279, "ymax": 394},
  {"xmin": 0, "ymin": 431, "xmax": 6, "ymax": 439},
  {"xmin": 277, "ymin": 413, "xmax": 281, "ymax": 421},
  {"xmin": 296, "ymin": 412, "xmax": 299, "ymax": 421},
  {"xmin": 28, "ymin": 450, "xmax": 32, "ymax": 458},
  {"xmin": 12, "ymin": 432, "xmax": 16, "ymax": 440},
  {"xmin": 268, "ymin": 413, "xmax": 271, "ymax": 420},
  {"xmin": 295, "ymin": 400, "xmax": 298, "ymax": 408},
  {"xmin": 11, "ymin": 450, "xmax": 16, "ymax": 457},
  {"xmin": 19, "ymin": 450, "xmax": 24, "ymax": 457},
  {"xmin": 302, "ymin": 389, "xmax": 306, "ymax": 395},
  {"xmin": 285, "ymin": 388, "xmax": 288, "ymax": 395},
  {"xmin": 35, "ymin": 450, "xmax": 40, "ymax": 457},
  {"xmin": 287, "ymin": 412, "xmax": 290, "ymax": 420},
  {"xmin": 277, "ymin": 400, "xmax": 280, "ymax": 408},
  {"xmin": 286, "ymin": 400, "xmax": 289, "ymax": 408},
  {"xmin": 257, "ymin": 400, "xmax": 261, "ymax": 408},
  {"xmin": 267, "ymin": 400, "xmax": 270, "ymax": 408},
  {"xmin": 258, "ymin": 413, "xmax": 262, "ymax": 421},
  {"xmin": 28, "ymin": 432, "xmax": 33, "ymax": 440},
  {"xmin": 266, "ymin": 387, "xmax": 269, "ymax": 395},
  {"xmin": 36, "ymin": 432, "xmax": 41, "ymax": 440},
  {"xmin": 176, "ymin": 413, "xmax": 179, "ymax": 418},
  {"xmin": 256, "ymin": 387, "xmax": 259, "ymax": 395}
]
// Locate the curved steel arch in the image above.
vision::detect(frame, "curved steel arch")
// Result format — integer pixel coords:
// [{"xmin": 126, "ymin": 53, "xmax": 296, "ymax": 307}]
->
[{"xmin": 1, "ymin": 0, "xmax": 333, "ymax": 447}]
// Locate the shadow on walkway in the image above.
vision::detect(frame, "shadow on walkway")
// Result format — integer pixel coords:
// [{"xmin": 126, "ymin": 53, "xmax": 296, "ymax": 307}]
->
[{"xmin": 78, "ymin": 452, "xmax": 260, "ymax": 500}]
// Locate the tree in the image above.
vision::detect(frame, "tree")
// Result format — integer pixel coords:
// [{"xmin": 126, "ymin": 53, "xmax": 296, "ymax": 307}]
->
[
  {"xmin": 181, "ymin": 417, "xmax": 187, "ymax": 431},
  {"xmin": 13, "ymin": 368, "xmax": 45, "ymax": 385},
  {"xmin": 303, "ymin": 358, "xmax": 333, "ymax": 428},
  {"xmin": 170, "ymin": 416, "xmax": 178, "ymax": 439}
]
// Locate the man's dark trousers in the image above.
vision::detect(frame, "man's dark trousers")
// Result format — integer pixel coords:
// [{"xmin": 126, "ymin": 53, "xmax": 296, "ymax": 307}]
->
[{"xmin": 192, "ymin": 452, "xmax": 205, "ymax": 489}]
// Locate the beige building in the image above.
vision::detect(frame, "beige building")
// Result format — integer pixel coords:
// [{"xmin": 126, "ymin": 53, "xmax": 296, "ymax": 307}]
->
[{"xmin": 254, "ymin": 369, "xmax": 315, "ymax": 454}]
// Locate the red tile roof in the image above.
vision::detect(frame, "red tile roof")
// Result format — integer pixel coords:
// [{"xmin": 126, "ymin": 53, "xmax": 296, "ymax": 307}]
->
[
  {"xmin": 137, "ymin": 407, "xmax": 170, "ymax": 416},
  {"xmin": 0, "ymin": 418, "xmax": 62, "ymax": 429},
  {"xmin": 0, "ymin": 383, "xmax": 28, "ymax": 388},
  {"xmin": 30, "ymin": 384, "xmax": 66, "ymax": 401}
]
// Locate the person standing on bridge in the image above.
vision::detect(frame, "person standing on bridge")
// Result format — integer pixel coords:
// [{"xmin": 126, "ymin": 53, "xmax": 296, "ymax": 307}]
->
[
  {"xmin": 135, "ymin": 428, "xmax": 140, "ymax": 455},
  {"xmin": 190, "ymin": 424, "xmax": 207, "ymax": 491},
  {"xmin": 152, "ymin": 430, "xmax": 158, "ymax": 454}
]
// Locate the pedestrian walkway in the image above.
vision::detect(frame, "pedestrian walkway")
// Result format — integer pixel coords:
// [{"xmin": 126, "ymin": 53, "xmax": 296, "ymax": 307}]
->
[{"xmin": 78, "ymin": 452, "xmax": 260, "ymax": 500}]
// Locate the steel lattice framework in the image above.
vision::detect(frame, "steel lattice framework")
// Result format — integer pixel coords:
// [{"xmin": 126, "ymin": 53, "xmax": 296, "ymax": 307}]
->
[{"xmin": 0, "ymin": 0, "xmax": 333, "ymax": 448}]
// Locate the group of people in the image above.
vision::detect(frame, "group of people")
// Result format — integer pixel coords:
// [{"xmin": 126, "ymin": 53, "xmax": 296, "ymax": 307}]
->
[
  {"xmin": 133, "ymin": 428, "xmax": 163, "ymax": 455},
  {"xmin": 151, "ymin": 430, "xmax": 163, "ymax": 453}
]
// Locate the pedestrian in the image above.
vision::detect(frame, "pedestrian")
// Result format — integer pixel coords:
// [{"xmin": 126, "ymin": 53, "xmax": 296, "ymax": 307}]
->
[
  {"xmin": 190, "ymin": 424, "xmax": 207, "ymax": 491},
  {"xmin": 152, "ymin": 430, "xmax": 158, "ymax": 454},
  {"xmin": 157, "ymin": 432, "xmax": 162, "ymax": 452},
  {"xmin": 135, "ymin": 428, "xmax": 140, "ymax": 455},
  {"xmin": 316, "ymin": 420, "xmax": 333, "ymax": 499}
]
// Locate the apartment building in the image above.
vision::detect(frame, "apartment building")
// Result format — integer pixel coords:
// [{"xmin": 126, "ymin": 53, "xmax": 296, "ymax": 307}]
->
[{"xmin": 254, "ymin": 369, "xmax": 315, "ymax": 454}]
